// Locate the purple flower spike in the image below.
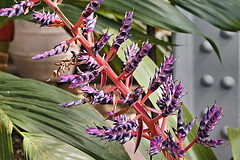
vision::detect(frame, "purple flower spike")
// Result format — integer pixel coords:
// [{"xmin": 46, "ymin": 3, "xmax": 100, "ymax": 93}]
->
[
  {"xmin": 148, "ymin": 133, "xmax": 185, "ymax": 158},
  {"xmin": 80, "ymin": 86, "xmax": 98, "ymax": 94},
  {"xmin": 92, "ymin": 31, "xmax": 111, "ymax": 56},
  {"xmin": 195, "ymin": 103, "xmax": 224, "ymax": 148},
  {"xmin": 195, "ymin": 137, "xmax": 224, "ymax": 148},
  {"xmin": 123, "ymin": 42, "xmax": 138, "ymax": 65},
  {"xmin": 60, "ymin": 86, "xmax": 113, "ymax": 108},
  {"xmin": 0, "ymin": 0, "xmax": 34, "ymax": 18},
  {"xmin": 81, "ymin": 0, "xmax": 103, "ymax": 19},
  {"xmin": 197, "ymin": 104, "xmax": 223, "ymax": 138},
  {"xmin": 112, "ymin": 11, "xmax": 133, "ymax": 50},
  {"xmin": 78, "ymin": 54, "xmax": 100, "ymax": 71},
  {"xmin": 124, "ymin": 86, "xmax": 143, "ymax": 106},
  {"xmin": 92, "ymin": 90, "xmax": 113, "ymax": 104},
  {"xmin": 148, "ymin": 55, "xmax": 176, "ymax": 93},
  {"xmin": 149, "ymin": 136, "xmax": 163, "ymax": 156},
  {"xmin": 87, "ymin": 113, "xmax": 137, "ymax": 145},
  {"xmin": 172, "ymin": 109, "xmax": 196, "ymax": 141},
  {"xmin": 163, "ymin": 133, "xmax": 185, "ymax": 158},
  {"xmin": 58, "ymin": 67, "xmax": 98, "ymax": 88},
  {"xmin": 124, "ymin": 40, "xmax": 152, "ymax": 73},
  {"xmin": 32, "ymin": 10, "xmax": 62, "ymax": 27},
  {"xmin": 59, "ymin": 100, "xmax": 82, "ymax": 108},
  {"xmin": 32, "ymin": 41, "xmax": 70, "ymax": 60},
  {"xmin": 86, "ymin": 13, "xmax": 97, "ymax": 33},
  {"xmin": 156, "ymin": 76, "xmax": 184, "ymax": 117},
  {"xmin": 82, "ymin": 13, "xmax": 97, "ymax": 39}
]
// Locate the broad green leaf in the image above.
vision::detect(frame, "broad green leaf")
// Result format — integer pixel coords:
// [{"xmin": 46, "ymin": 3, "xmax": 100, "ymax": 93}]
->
[
  {"xmin": 101, "ymin": 0, "xmax": 221, "ymax": 61},
  {"xmin": 58, "ymin": 3, "xmax": 174, "ymax": 46},
  {"xmin": 0, "ymin": 109, "xmax": 14, "ymax": 160},
  {"xmin": 170, "ymin": 0, "xmax": 240, "ymax": 31},
  {"xmin": 0, "ymin": 1, "xmax": 220, "ymax": 59},
  {"xmin": 23, "ymin": 133, "xmax": 94, "ymax": 160},
  {"xmin": 0, "ymin": 71, "xmax": 130, "ymax": 160},
  {"xmin": 102, "ymin": 0, "xmax": 201, "ymax": 34},
  {"xmin": 227, "ymin": 127, "xmax": 240, "ymax": 160},
  {"xmin": 111, "ymin": 28, "xmax": 217, "ymax": 159}
]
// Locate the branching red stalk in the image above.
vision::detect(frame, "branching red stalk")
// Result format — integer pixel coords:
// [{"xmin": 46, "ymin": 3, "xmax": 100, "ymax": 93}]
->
[
  {"xmin": 105, "ymin": 47, "xmax": 116, "ymax": 61},
  {"xmin": 161, "ymin": 117, "xmax": 167, "ymax": 132},
  {"xmin": 184, "ymin": 136, "xmax": 198, "ymax": 152},
  {"xmin": 140, "ymin": 90, "xmax": 152, "ymax": 105},
  {"xmin": 42, "ymin": 0, "xmax": 167, "ymax": 144},
  {"xmin": 178, "ymin": 135, "xmax": 183, "ymax": 148}
]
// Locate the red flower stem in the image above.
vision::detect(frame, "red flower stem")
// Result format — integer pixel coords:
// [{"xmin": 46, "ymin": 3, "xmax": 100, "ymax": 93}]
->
[
  {"xmin": 178, "ymin": 136, "xmax": 183, "ymax": 148},
  {"xmin": 67, "ymin": 36, "xmax": 78, "ymax": 44},
  {"xmin": 87, "ymin": 32, "xmax": 94, "ymax": 44},
  {"xmin": 140, "ymin": 90, "xmax": 152, "ymax": 105},
  {"xmin": 161, "ymin": 117, "xmax": 167, "ymax": 132},
  {"xmin": 142, "ymin": 133, "xmax": 153, "ymax": 141},
  {"xmin": 150, "ymin": 114, "xmax": 163, "ymax": 123},
  {"xmin": 74, "ymin": 16, "xmax": 84, "ymax": 29},
  {"xmin": 42, "ymin": 0, "xmax": 167, "ymax": 141},
  {"xmin": 184, "ymin": 136, "xmax": 198, "ymax": 152},
  {"xmin": 121, "ymin": 70, "xmax": 136, "ymax": 81},
  {"xmin": 117, "ymin": 71, "xmax": 126, "ymax": 81},
  {"xmin": 104, "ymin": 86, "xmax": 117, "ymax": 93},
  {"xmin": 32, "ymin": 0, "xmax": 41, "ymax": 3},
  {"xmin": 105, "ymin": 47, "xmax": 116, "ymax": 61},
  {"xmin": 125, "ymin": 76, "xmax": 130, "ymax": 88}
]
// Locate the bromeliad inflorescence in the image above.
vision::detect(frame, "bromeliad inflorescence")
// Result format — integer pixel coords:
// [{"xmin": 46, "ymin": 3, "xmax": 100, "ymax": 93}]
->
[{"xmin": 0, "ymin": 0, "xmax": 224, "ymax": 159}]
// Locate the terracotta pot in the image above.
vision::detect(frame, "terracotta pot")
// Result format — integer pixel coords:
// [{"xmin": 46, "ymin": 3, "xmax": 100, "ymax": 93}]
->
[{"xmin": 9, "ymin": 19, "xmax": 79, "ymax": 81}]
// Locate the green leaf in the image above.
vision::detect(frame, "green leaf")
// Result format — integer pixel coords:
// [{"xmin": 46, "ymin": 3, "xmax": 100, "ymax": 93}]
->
[
  {"xmin": 101, "ymin": 0, "xmax": 221, "ymax": 61},
  {"xmin": 112, "ymin": 30, "xmax": 217, "ymax": 159},
  {"xmin": 0, "ymin": 109, "xmax": 14, "ymax": 160},
  {"xmin": 58, "ymin": 3, "xmax": 174, "ymax": 46},
  {"xmin": 102, "ymin": 0, "xmax": 200, "ymax": 33},
  {"xmin": 0, "ymin": 71, "xmax": 130, "ymax": 160},
  {"xmin": 228, "ymin": 127, "xmax": 240, "ymax": 160},
  {"xmin": 23, "ymin": 133, "xmax": 94, "ymax": 160},
  {"xmin": 169, "ymin": 0, "xmax": 240, "ymax": 31},
  {"xmin": 0, "ymin": 0, "xmax": 220, "ymax": 59}
]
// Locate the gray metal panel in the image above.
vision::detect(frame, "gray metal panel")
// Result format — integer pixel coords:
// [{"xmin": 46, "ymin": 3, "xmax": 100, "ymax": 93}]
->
[{"xmin": 173, "ymin": 10, "xmax": 239, "ymax": 160}]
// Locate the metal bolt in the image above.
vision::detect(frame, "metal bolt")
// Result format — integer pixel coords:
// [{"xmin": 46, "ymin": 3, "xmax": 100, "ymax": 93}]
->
[
  {"xmin": 220, "ymin": 30, "xmax": 236, "ymax": 39},
  {"xmin": 201, "ymin": 74, "xmax": 214, "ymax": 87},
  {"xmin": 220, "ymin": 76, "xmax": 235, "ymax": 89},
  {"xmin": 200, "ymin": 40, "xmax": 213, "ymax": 53}
]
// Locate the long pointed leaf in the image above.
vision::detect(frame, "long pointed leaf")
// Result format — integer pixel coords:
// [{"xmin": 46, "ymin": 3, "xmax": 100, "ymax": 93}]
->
[
  {"xmin": 0, "ymin": 109, "xmax": 14, "ymax": 160},
  {"xmin": 134, "ymin": 116, "xmax": 143, "ymax": 153},
  {"xmin": 0, "ymin": 71, "xmax": 130, "ymax": 160},
  {"xmin": 227, "ymin": 127, "xmax": 240, "ymax": 160},
  {"xmin": 23, "ymin": 133, "xmax": 94, "ymax": 160},
  {"xmin": 170, "ymin": 0, "xmax": 240, "ymax": 31}
]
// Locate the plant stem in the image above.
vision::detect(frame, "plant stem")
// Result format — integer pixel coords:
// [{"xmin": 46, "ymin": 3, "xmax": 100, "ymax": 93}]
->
[
  {"xmin": 184, "ymin": 136, "xmax": 198, "ymax": 152},
  {"xmin": 141, "ymin": 90, "xmax": 152, "ymax": 104},
  {"xmin": 42, "ymin": 0, "xmax": 166, "ymax": 140},
  {"xmin": 161, "ymin": 117, "xmax": 167, "ymax": 132}
]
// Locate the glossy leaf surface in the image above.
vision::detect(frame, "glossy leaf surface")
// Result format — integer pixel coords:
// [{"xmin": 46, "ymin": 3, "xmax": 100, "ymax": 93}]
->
[
  {"xmin": 170, "ymin": 0, "xmax": 240, "ymax": 31},
  {"xmin": 0, "ymin": 109, "xmax": 14, "ymax": 160},
  {"xmin": 228, "ymin": 127, "xmax": 240, "ymax": 160},
  {"xmin": 0, "ymin": 71, "xmax": 130, "ymax": 160}
]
